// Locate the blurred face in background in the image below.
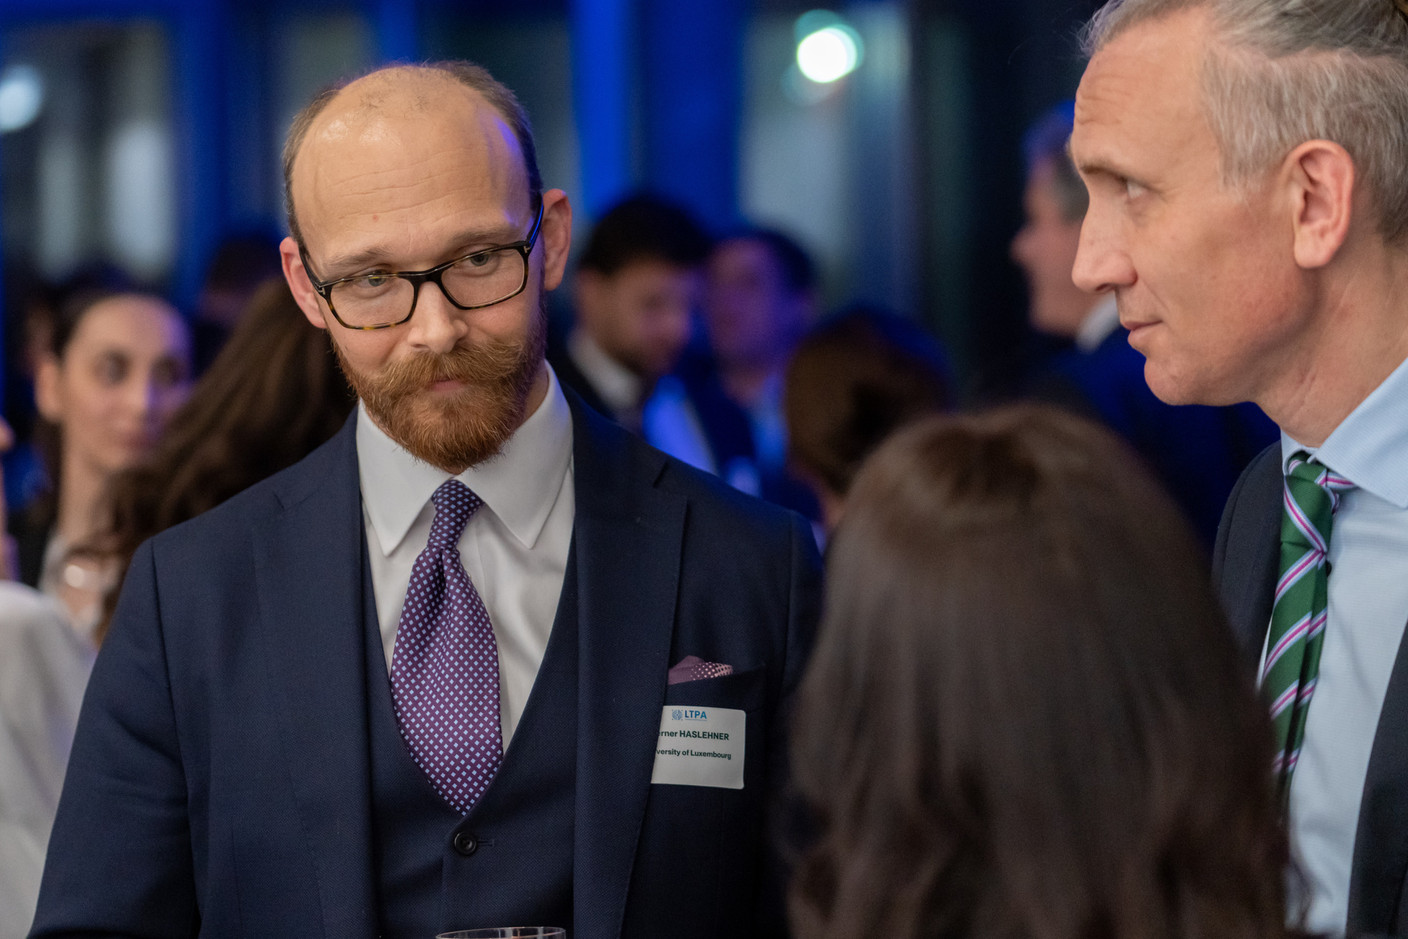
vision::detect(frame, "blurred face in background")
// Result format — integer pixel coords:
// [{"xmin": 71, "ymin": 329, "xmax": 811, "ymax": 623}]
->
[
  {"xmin": 0, "ymin": 416, "xmax": 13, "ymax": 579},
  {"xmin": 704, "ymin": 237, "xmax": 810, "ymax": 367},
  {"xmin": 575, "ymin": 258, "xmax": 699, "ymax": 383},
  {"xmin": 1011, "ymin": 157, "xmax": 1094, "ymax": 339},
  {"xmin": 37, "ymin": 294, "xmax": 192, "ymax": 480}
]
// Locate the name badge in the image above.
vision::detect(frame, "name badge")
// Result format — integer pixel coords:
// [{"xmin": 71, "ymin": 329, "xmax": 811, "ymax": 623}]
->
[{"xmin": 650, "ymin": 706, "xmax": 745, "ymax": 789}]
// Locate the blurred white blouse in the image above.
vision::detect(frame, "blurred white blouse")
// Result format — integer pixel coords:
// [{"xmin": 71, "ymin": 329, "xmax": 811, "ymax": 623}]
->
[{"xmin": 0, "ymin": 582, "xmax": 93, "ymax": 939}]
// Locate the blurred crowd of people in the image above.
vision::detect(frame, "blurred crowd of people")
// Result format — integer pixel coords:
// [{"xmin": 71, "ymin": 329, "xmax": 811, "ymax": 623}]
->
[
  {"xmin": 0, "ymin": 175, "xmax": 1276, "ymax": 937},
  {"xmin": 0, "ymin": 106, "xmax": 1286, "ymax": 939},
  {"xmin": 0, "ymin": 106, "xmax": 1283, "ymax": 643},
  {"xmin": 6, "ymin": 0, "xmax": 1408, "ymax": 936}
]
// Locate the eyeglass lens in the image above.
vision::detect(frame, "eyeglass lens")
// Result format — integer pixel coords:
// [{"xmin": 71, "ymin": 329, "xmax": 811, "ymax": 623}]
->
[{"xmin": 331, "ymin": 247, "xmax": 527, "ymax": 327}]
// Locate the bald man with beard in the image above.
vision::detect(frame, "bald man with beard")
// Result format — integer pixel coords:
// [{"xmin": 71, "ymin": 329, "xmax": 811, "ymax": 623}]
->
[{"xmin": 31, "ymin": 62, "xmax": 819, "ymax": 939}]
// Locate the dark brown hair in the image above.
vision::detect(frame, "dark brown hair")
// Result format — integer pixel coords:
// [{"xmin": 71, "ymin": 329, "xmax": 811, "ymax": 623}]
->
[
  {"xmin": 283, "ymin": 60, "xmax": 543, "ymax": 246},
  {"xmin": 576, "ymin": 193, "xmax": 713, "ymax": 276},
  {"xmin": 89, "ymin": 279, "xmax": 353, "ymax": 640},
  {"xmin": 789, "ymin": 404, "xmax": 1288, "ymax": 939},
  {"xmin": 784, "ymin": 308, "xmax": 952, "ymax": 498}
]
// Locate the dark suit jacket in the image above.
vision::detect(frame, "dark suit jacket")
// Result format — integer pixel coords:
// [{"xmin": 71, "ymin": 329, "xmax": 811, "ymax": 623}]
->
[
  {"xmin": 1215, "ymin": 444, "xmax": 1408, "ymax": 937},
  {"xmin": 32, "ymin": 395, "xmax": 821, "ymax": 938}
]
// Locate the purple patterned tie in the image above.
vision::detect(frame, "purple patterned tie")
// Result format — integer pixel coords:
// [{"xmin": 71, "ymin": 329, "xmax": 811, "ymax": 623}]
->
[{"xmin": 391, "ymin": 479, "xmax": 503, "ymax": 815}]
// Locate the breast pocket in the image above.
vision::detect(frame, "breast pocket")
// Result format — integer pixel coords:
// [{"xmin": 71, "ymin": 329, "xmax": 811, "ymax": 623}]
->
[
  {"xmin": 663, "ymin": 663, "xmax": 766, "ymax": 711},
  {"xmin": 625, "ymin": 665, "xmax": 771, "ymax": 936}
]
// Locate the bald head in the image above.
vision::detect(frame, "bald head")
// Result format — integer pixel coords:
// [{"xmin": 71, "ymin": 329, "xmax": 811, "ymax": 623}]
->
[{"xmin": 283, "ymin": 61, "xmax": 541, "ymax": 246}]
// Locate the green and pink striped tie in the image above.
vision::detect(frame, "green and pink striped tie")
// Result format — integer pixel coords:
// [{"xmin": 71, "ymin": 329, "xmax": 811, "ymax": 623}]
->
[{"xmin": 1262, "ymin": 451, "xmax": 1353, "ymax": 797}]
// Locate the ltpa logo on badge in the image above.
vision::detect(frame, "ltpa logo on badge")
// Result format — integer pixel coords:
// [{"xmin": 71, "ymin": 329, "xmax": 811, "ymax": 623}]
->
[{"xmin": 680, "ymin": 709, "xmax": 708, "ymax": 721}]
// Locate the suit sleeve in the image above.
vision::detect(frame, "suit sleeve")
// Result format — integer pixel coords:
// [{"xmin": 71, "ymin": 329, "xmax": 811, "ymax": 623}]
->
[{"xmin": 31, "ymin": 540, "xmax": 200, "ymax": 939}]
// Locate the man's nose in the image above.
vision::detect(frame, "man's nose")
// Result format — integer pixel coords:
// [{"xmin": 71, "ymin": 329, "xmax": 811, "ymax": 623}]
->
[
  {"xmin": 406, "ymin": 280, "xmax": 468, "ymax": 353},
  {"xmin": 1071, "ymin": 212, "xmax": 1134, "ymax": 293}
]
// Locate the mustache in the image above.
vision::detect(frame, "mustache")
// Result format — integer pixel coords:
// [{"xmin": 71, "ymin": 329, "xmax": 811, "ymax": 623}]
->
[{"xmin": 370, "ymin": 338, "xmax": 529, "ymax": 397}]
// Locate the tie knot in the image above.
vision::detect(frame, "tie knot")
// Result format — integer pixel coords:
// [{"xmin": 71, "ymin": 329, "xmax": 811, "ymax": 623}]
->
[
  {"xmin": 1286, "ymin": 452, "xmax": 1355, "ymax": 499},
  {"xmin": 427, "ymin": 479, "xmax": 482, "ymax": 549},
  {"xmin": 1282, "ymin": 452, "xmax": 1354, "ymax": 553}
]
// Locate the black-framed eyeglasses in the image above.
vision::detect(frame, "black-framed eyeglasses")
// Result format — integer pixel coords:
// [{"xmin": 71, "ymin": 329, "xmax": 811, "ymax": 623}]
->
[{"xmin": 299, "ymin": 199, "xmax": 545, "ymax": 330}]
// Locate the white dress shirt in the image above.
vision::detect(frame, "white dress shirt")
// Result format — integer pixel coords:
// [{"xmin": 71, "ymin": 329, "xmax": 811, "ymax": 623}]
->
[
  {"xmin": 0, "ymin": 582, "xmax": 93, "ymax": 939},
  {"xmin": 1074, "ymin": 295, "xmax": 1121, "ymax": 353},
  {"xmin": 567, "ymin": 329, "xmax": 643, "ymax": 426},
  {"xmin": 567, "ymin": 328, "xmax": 737, "ymax": 479},
  {"xmin": 1278, "ymin": 353, "xmax": 1408, "ymax": 935},
  {"xmin": 357, "ymin": 365, "xmax": 575, "ymax": 747}
]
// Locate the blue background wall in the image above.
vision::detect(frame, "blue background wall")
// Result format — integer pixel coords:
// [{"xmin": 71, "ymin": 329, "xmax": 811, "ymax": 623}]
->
[{"xmin": 0, "ymin": 0, "xmax": 1100, "ymax": 397}]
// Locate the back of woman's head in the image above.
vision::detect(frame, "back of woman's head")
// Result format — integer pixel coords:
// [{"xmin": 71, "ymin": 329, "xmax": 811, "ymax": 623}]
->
[
  {"xmin": 784, "ymin": 307, "xmax": 952, "ymax": 500},
  {"xmin": 790, "ymin": 404, "xmax": 1286, "ymax": 939}
]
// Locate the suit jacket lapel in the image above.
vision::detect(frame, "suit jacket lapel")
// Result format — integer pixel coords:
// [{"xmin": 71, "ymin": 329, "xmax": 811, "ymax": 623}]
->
[
  {"xmin": 1349, "ymin": 623, "xmax": 1408, "ymax": 934},
  {"xmin": 251, "ymin": 417, "xmax": 378, "ymax": 937},
  {"xmin": 566, "ymin": 397, "xmax": 685, "ymax": 939},
  {"xmin": 1212, "ymin": 444, "xmax": 1281, "ymax": 669}
]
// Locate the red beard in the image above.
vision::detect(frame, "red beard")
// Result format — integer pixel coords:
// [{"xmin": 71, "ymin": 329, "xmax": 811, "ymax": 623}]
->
[{"xmin": 334, "ymin": 306, "xmax": 546, "ymax": 472}]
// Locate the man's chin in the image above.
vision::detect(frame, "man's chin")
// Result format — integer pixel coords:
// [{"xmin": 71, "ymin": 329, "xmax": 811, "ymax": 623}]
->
[
  {"xmin": 370, "ymin": 387, "xmax": 523, "ymax": 473},
  {"xmin": 1141, "ymin": 360, "xmax": 1207, "ymax": 408}
]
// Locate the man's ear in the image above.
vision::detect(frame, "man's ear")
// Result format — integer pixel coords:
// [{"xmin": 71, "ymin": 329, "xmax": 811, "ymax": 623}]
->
[
  {"xmin": 280, "ymin": 236, "xmax": 331, "ymax": 330},
  {"xmin": 539, "ymin": 188, "xmax": 573, "ymax": 292},
  {"xmin": 1286, "ymin": 140, "xmax": 1354, "ymax": 270}
]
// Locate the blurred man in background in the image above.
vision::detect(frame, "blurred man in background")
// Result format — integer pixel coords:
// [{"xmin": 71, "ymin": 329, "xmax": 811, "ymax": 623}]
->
[
  {"xmin": 702, "ymin": 227, "xmax": 819, "ymax": 515},
  {"xmin": 553, "ymin": 195, "xmax": 758, "ymax": 489},
  {"xmin": 702, "ymin": 228, "xmax": 816, "ymax": 475}
]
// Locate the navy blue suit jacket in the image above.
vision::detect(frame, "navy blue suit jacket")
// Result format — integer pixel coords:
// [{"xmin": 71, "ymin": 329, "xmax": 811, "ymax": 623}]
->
[
  {"xmin": 1215, "ymin": 445, "xmax": 1408, "ymax": 937},
  {"xmin": 32, "ymin": 395, "xmax": 821, "ymax": 938}
]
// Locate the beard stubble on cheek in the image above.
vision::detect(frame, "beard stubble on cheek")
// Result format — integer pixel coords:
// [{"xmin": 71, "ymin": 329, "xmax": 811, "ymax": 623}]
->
[{"xmin": 333, "ymin": 304, "xmax": 548, "ymax": 473}]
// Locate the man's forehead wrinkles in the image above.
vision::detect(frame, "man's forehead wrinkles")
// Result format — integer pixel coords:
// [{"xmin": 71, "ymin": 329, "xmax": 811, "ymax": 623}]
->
[
  {"xmin": 1075, "ymin": 61, "xmax": 1142, "ymax": 126},
  {"xmin": 313, "ymin": 150, "xmax": 492, "ymax": 190}
]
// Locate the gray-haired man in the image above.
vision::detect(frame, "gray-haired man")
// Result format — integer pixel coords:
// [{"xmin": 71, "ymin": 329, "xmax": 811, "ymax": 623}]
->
[{"xmin": 1072, "ymin": 1, "xmax": 1408, "ymax": 934}]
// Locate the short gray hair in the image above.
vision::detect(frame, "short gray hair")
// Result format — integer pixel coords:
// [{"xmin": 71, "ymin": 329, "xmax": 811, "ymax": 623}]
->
[
  {"xmin": 1083, "ymin": 0, "xmax": 1408, "ymax": 242},
  {"xmin": 282, "ymin": 60, "xmax": 542, "ymax": 247}
]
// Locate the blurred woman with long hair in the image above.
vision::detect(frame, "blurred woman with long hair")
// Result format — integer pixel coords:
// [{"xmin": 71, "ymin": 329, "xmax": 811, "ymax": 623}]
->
[
  {"xmin": 88, "ymin": 278, "xmax": 353, "ymax": 642},
  {"xmin": 17, "ymin": 285, "xmax": 191, "ymax": 636},
  {"xmin": 790, "ymin": 405, "xmax": 1291, "ymax": 939}
]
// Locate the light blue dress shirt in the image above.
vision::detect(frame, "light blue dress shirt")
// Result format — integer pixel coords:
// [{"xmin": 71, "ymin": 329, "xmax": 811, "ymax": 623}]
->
[{"xmin": 1279, "ymin": 353, "xmax": 1408, "ymax": 935}]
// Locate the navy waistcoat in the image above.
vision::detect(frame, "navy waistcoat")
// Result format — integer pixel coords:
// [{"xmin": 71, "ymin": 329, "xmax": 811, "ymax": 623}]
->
[{"xmin": 365, "ymin": 555, "xmax": 579, "ymax": 937}]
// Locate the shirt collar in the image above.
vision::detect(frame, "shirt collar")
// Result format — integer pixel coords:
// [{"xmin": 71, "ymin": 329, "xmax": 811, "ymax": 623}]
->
[
  {"xmin": 1281, "ymin": 353, "xmax": 1408, "ymax": 508},
  {"xmin": 568, "ymin": 328, "xmax": 642, "ymax": 417},
  {"xmin": 358, "ymin": 363, "xmax": 575, "ymax": 556},
  {"xmin": 1075, "ymin": 295, "xmax": 1121, "ymax": 352}
]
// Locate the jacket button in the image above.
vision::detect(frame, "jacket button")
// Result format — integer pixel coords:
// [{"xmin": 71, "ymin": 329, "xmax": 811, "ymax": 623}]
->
[{"xmin": 452, "ymin": 831, "xmax": 478, "ymax": 856}]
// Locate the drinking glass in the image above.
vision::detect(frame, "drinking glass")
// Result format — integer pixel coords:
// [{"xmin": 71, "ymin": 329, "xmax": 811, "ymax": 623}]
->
[{"xmin": 436, "ymin": 929, "xmax": 566, "ymax": 938}]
